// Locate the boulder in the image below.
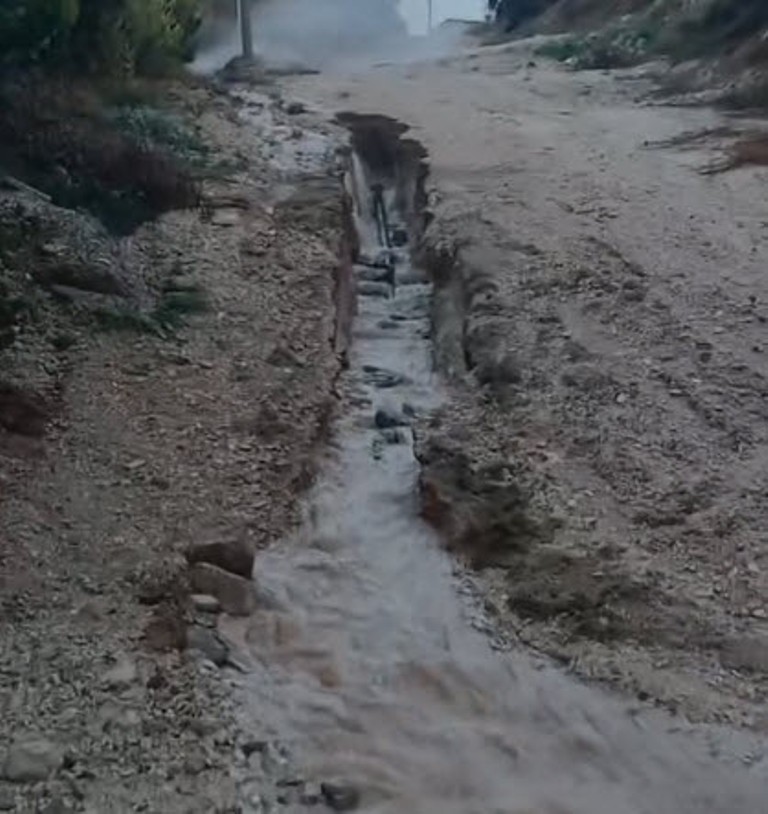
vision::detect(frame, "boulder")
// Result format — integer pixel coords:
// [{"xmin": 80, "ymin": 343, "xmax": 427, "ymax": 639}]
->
[
  {"xmin": 186, "ymin": 540, "xmax": 254, "ymax": 579},
  {"xmin": 186, "ymin": 625, "xmax": 229, "ymax": 666},
  {"xmin": 3, "ymin": 737, "xmax": 63, "ymax": 782},
  {"xmin": 474, "ymin": 349, "xmax": 522, "ymax": 387},
  {"xmin": 321, "ymin": 780, "xmax": 360, "ymax": 812},
  {"xmin": 374, "ymin": 408, "xmax": 409, "ymax": 429},
  {"xmin": 720, "ymin": 636, "xmax": 768, "ymax": 674},
  {"xmin": 190, "ymin": 563, "xmax": 256, "ymax": 616}
]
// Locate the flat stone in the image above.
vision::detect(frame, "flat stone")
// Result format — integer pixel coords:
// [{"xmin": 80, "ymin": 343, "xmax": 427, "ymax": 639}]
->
[
  {"xmin": 186, "ymin": 625, "xmax": 229, "ymax": 666},
  {"xmin": 3, "ymin": 737, "xmax": 63, "ymax": 782},
  {"xmin": 190, "ymin": 594, "xmax": 221, "ymax": 613},
  {"xmin": 190, "ymin": 563, "xmax": 257, "ymax": 616},
  {"xmin": 357, "ymin": 282, "xmax": 391, "ymax": 298},
  {"xmin": 211, "ymin": 208, "xmax": 240, "ymax": 227},
  {"xmin": 355, "ymin": 265, "xmax": 392, "ymax": 283},
  {"xmin": 362, "ymin": 365, "xmax": 408, "ymax": 389}
]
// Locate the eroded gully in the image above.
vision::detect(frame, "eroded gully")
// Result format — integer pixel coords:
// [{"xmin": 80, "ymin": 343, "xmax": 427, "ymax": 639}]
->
[{"xmin": 221, "ymin": 117, "xmax": 768, "ymax": 814}]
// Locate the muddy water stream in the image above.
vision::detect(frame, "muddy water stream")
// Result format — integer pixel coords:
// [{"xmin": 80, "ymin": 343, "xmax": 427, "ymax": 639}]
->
[{"xmin": 226, "ymin": 126, "xmax": 768, "ymax": 813}]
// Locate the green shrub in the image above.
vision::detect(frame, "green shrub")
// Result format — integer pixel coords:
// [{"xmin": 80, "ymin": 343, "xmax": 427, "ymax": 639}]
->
[
  {"xmin": 536, "ymin": 28, "xmax": 653, "ymax": 70},
  {"xmin": 108, "ymin": 105, "xmax": 209, "ymax": 165},
  {"xmin": 153, "ymin": 286, "xmax": 208, "ymax": 329},
  {"xmin": 0, "ymin": 80, "xmax": 202, "ymax": 234},
  {"xmin": 0, "ymin": 0, "xmax": 79, "ymax": 65},
  {"xmin": 1, "ymin": 0, "xmax": 202, "ymax": 76},
  {"xmin": 663, "ymin": 0, "xmax": 768, "ymax": 62},
  {"xmin": 93, "ymin": 282, "xmax": 207, "ymax": 335},
  {"xmin": 535, "ymin": 39, "xmax": 585, "ymax": 62}
]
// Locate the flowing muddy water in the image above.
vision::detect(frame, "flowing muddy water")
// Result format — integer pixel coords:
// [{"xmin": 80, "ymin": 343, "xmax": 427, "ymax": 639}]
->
[{"xmin": 225, "ymin": 121, "xmax": 768, "ymax": 813}]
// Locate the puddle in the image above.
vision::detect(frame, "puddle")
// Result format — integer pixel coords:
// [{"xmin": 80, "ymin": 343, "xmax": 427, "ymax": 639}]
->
[{"xmin": 227, "ymin": 119, "xmax": 768, "ymax": 813}]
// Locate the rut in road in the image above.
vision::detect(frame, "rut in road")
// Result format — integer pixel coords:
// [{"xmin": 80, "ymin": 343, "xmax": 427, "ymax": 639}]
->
[{"xmin": 224, "ymin": 115, "xmax": 768, "ymax": 814}]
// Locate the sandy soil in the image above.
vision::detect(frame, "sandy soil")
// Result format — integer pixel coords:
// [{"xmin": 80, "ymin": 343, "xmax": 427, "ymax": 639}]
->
[
  {"xmin": 0, "ymin": 79, "xmax": 345, "ymax": 811},
  {"xmin": 286, "ymin": 39, "xmax": 768, "ymax": 726}
]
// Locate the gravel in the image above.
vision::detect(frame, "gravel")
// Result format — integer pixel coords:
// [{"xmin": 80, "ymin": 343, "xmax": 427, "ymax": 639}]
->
[{"xmin": 0, "ymin": 77, "xmax": 345, "ymax": 812}]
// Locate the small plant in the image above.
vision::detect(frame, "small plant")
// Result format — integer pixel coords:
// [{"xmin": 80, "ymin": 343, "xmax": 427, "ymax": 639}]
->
[
  {"xmin": 50, "ymin": 331, "xmax": 77, "ymax": 350},
  {"xmin": 93, "ymin": 305, "xmax": 160, "ymax": 333},
  {"xmin": 537, "ymin": 22, "xmax": 660, "ymax": 71},
  {"xmin": 92, "ymin": 280, "xmax": 208, "ymax": 335},
  {"xmin": 535, "ymin": 39, "xmax": 585, "ymax": 63},
  {"xmin": 108, "ymin": 104, "xmax": 209, "ymax": 166},
  {"xmin": 153, "ymin": 286, "xmax": 208, "ymax": 329}
]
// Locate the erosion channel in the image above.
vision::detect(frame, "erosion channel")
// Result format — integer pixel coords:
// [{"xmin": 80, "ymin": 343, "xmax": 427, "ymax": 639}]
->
[{"xmin": 223, "ymin": 116, "xmax": 767, "ymax": 813}]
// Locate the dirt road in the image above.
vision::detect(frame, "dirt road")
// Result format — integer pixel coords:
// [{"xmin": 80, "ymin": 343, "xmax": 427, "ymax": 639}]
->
[
  {"xmin": 283, "ymin": 38, "xmax": 768, "ymax": 727},
  {"xmin": 6, "ymin": 25, "xmax": 768, "ymax": 812},
  {"xmin": 183, "ymin": 36, "xmax": 768, "ymax": 813}
]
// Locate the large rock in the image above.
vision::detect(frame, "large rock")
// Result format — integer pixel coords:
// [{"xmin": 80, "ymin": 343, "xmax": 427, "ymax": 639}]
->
[
  {"xmin": 0, "ymin": 382, "xmax": 48, "ymax": 437},
  {"xmin": 3, "ymin": 737, "xmax": 63, "ymax": 782},
  {"xmin": 189, "ymin": 563, "xmax": 256, "ymax": 616},
  {"xmin": 720, "ymin": 636, "xmax": 768, "ymax": 674},
  {"xmin": 186, "ymin": 625, "xmax": 229, "ymax": 666},
  {"xmin": 374, "ymin": 408, "xmax": 409, "ymax": 429},
  {"xmin": 36, "ymin": 245, "xmax": 126, "ymax": 296},
  {"xmin": 321, "ymin": 780, "xmax": 360, "ymax": 812},
  {"xmin": 101, "ymin": 655, "xmax": 138, "ymax": 690},
  {"xmin": 186, "ymin": 540, "xmax": 254, "ymax": 579}
]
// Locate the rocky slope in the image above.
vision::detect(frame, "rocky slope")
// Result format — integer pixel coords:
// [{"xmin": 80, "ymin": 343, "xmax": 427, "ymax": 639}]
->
[{"xmin": 0, "ymin": 73, "xmax": 348, "ymax": 812}]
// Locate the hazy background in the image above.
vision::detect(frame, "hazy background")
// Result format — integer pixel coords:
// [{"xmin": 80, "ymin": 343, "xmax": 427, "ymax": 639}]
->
[
  {"xmin": 399, "ymin": 0, "xmax": 486, "ymax": 35},
  {"xmin": 193, "ymin": 0, "xmax": 486, "ymax": 73}
]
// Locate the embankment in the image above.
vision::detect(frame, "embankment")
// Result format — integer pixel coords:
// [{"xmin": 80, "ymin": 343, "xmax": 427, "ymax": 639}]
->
[{"xmin": 0, "ymin": 72, "xmax": 349, "ymax": 811}]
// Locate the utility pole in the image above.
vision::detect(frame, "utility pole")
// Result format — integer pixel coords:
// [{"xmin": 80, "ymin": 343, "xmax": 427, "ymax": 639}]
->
[
  {"xmin": 237, "ymin": 0, "xmax": 254, "ymax": 60},
  {"xmin": 427, "ymin": 0, "xmax": 433, "ymax": 31}
]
